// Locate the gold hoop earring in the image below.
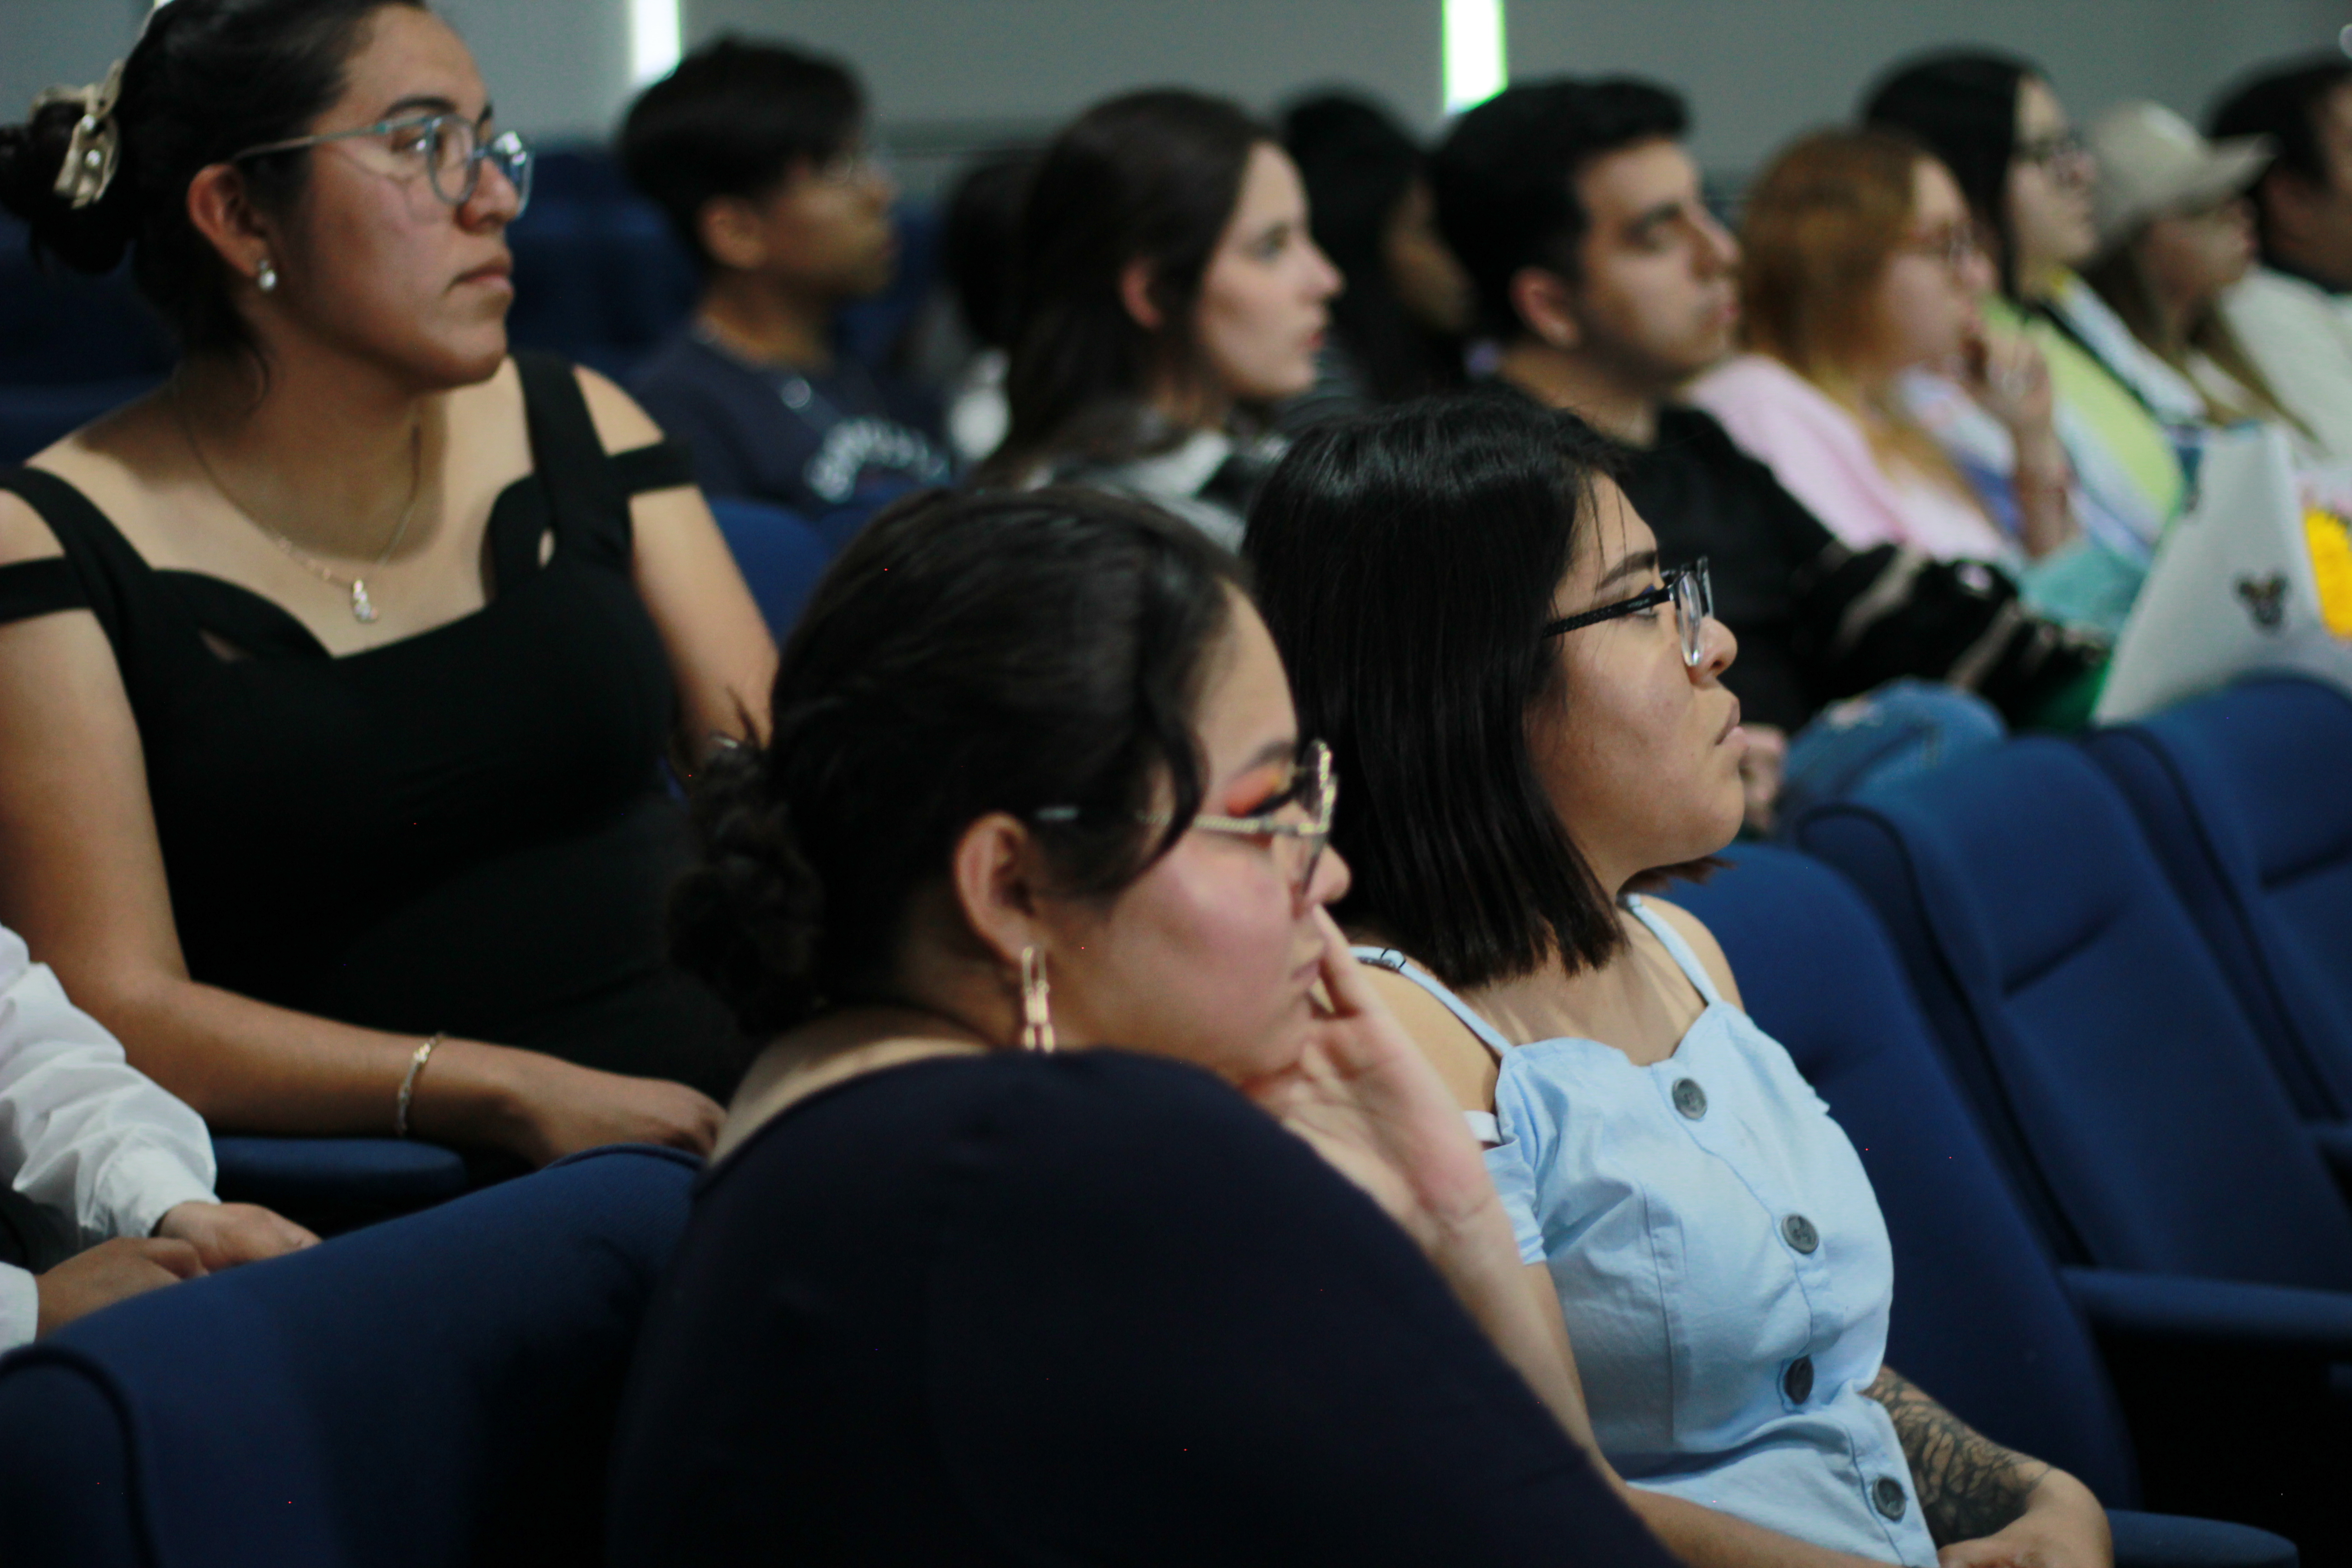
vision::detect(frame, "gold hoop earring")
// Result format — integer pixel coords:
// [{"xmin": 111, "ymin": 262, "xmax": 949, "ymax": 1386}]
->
[
  {"xmin": 256, "ymin": 256, "xmax": 279, "ymax": 294},
  {"xmin": 1018, "ymin": 945, "xmax": 1055, "ymax": 1052}
]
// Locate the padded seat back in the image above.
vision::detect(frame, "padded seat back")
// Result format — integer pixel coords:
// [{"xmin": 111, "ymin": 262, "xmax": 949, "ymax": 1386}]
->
[
  {"xmin": 1794, "ymin": 739, "xmax": 2352, "ymax": 1290},
  {"xmin": 1672, "ymin": 844, "xmax": 2137, "ymax": 1505},
  {"xmin": 0, "ymin": 1143, "xmax": 697, "ymax": 1568},
  {"xmin": 2087, "ymin": 676, "xmax": 2352, "ymax": 1119},
  {"xmin": 708, "ymin": 497, "xmax": 833, "ymax": 640}
]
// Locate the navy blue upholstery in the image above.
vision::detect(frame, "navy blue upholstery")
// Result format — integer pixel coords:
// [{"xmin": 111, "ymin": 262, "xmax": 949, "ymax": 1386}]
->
[
  {"xmin": 1793, "ymin": 741, "xmax": 2352, "ymax": 1552},
  {"xmin": 707, "ymin": 496, "xmax": 833, "ymax": 640},
  {"xmin": 1793, "ymin": 739, "xmax": 2352, "ymax": 1288},
  {"xmin": 1672, "ymin": 845, "xmax": 2137, "ymax": 1499},
  {"xmin": 211, "ymin": 1135, "xmax": 481, "ymax": 1235},
  {"xmin": 1675, "ymin": 846, "xmax": 2299, "ymax": 1565},
  {"xmin": 0, "ymin": 1143, "xmax": 697, "ymax": 1568},
  {"xmin": 0, "ymin": 220, "xmax": 175, "ymax": 387},
  {"xmin": 0, "ymin": 377, "xmax": 163, "ymax": 465},
  {"xmin": 2086, "ymin": 676, "xmax": 2352, "ymax": 1121}
]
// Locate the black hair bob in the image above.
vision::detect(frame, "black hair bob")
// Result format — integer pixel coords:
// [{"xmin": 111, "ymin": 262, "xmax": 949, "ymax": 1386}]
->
[
  {"xmin": 1248, "ymin": 392, "xmax": 1683, "ymax": 991},
  {"xmin": 0, "ymin": 0, "xmax": 423, "ymax": 362},
  {"xmin": 672, "ymin": 485, "xmax": 1247, "ymax": 1039}
]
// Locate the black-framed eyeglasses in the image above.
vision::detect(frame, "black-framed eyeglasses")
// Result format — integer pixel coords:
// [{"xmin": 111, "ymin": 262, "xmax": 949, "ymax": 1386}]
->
[
  {"xmin": 1542, "ymin": 558, "xmax": 1714, "ymax": 668},
  {"xmin": 234, "ymin": 110, "xmax": 534, "ymax": 216},
  {"xmin": 1036, "ymin": 739, "xmax": 1337, "ymax": 897},
  {"xmin": 2014, "ymin": 128, "xmax": 2090, "ymax": 173}
]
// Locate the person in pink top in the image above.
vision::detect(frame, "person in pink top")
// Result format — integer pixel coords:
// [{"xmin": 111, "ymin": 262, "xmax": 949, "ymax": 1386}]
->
[{"xmin": 1690, "ymin": 128, "xmax": 2076, "ymax": 566}]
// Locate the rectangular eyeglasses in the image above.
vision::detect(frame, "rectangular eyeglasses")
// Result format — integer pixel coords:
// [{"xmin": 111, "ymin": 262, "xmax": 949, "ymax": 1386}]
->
[
  {"xmin": 1542, "ymin": 558, "xmax": 1713, "ymax": 667},
  {"xmin": 234, "ymin": 110, "xmax": 533, "ymax": 217}
]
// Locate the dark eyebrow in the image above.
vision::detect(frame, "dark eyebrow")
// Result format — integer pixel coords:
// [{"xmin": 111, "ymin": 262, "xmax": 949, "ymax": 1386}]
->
[
  {"xmin": 1235, "ymin": 737, "xmax": 1300, "ymax": 775},
  {"xmin": 1594, "ymin": 548, "xmax": 1660, "ymax": 593},
  {"xmin": 1622, "ymin": 200, "xmax": 1685, "ymax": 237},
  {"xmin": 377, "ymin": 94, "xmax": 488, "ymax": 122}
]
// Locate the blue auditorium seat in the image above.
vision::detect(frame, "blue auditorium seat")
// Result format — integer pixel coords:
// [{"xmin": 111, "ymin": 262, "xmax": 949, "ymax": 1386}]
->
[
  {"xmin": 2085, "ymin": 676, "xmax": 2352, "ymax": 1122},
  {"xmin": 1792, "ymin": 740, "xmax": 2352, "ymax": 1552},
  {"xmin": 1677, "ymin": 845, "xmax": 2295, "ymax": 1565},
  {"xmin": 210, "ymin": 1135, "xmax": 484, "ymax": 1236},
  {"xmin": 707, "ymin": 496, "xmax": 833, "ymax": 640},
  {"xmin": 0, "ymin": 218, "xmax": 176, "ymax": 387},
  {"xmin": 0, "ymin": 377, "xmax": 163, "ymax": 465},
  {"xmin": 0, "ymin": 1143, "xmax": 697, "ymax": 1568}
]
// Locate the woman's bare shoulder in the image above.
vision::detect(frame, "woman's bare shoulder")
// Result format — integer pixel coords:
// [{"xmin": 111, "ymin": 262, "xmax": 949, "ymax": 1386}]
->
[{"xmin": 1636, "ymin": 897, "xmax": 1744, "ymax": 1011}]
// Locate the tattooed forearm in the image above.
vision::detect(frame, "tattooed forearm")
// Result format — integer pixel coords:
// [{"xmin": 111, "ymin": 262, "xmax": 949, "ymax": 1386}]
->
[{"xmin": 1862, "ymin": 1365, "xmax": 2049, "ymax": 1547}]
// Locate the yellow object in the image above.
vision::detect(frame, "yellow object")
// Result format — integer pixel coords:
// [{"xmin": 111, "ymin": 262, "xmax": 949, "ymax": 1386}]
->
[{"xmin": 2305, "ymin": 510, "xmax": 2352, "ymax": 638}]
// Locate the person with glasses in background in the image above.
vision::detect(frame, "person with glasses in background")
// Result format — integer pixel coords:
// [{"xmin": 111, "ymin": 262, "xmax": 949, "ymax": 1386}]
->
[
  {"xmin": 0, "ymin": 0, "xmax": 778, "ymax": 1168},
  {"xmin": 1429, "ymin": 80, "xmax": 2096, "ymax": 836},
  {"xmin": 1247, "ymin": 395, "xmax": 2113, "ymax": 1568},
  {"xmin": 1867, "ymin": 53, "xmax": 2189, "ymax": 640},
  {"xmin": 610, "ymin": 482, "xmax": 1679, "ymax": 1567},
  {"xmin": 621, "ymin": 38, "xmax": 949, "ymax": 524}
]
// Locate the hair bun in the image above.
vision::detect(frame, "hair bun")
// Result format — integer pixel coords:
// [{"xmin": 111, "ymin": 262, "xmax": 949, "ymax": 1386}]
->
[
  {"xmin": 0, "ymin": 98, "xmax": 134, "ymax": 274},
  {"xmin": 669, "ymin": 742, "xmax": 831, "ymax": 1038}
]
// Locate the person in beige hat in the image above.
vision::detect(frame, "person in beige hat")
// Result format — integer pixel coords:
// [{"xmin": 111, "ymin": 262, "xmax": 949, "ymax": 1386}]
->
[{"xmin": 2075, "ymin": 102, "xmax": 2308, "ymax": 445}]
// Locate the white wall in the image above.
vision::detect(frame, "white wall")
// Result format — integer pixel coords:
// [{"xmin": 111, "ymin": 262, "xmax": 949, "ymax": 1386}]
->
[
  {"xmin": 3, "ymin": 0, "xmax": 2344, "ymax": 176},
  {"xmin": 1506, "ymin": 0, "xmax": 2347, "ymax": 180}
]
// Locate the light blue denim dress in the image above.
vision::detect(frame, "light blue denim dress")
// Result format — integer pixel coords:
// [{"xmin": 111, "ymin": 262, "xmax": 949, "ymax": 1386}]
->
[{"xmin": 1359, "ymin": 897, "xmax": 1939, "ymax": 1566}]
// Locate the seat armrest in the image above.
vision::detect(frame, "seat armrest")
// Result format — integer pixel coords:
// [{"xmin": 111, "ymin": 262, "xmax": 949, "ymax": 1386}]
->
[
  {"xmin": 2106, "ymin": 1508, "xmax": 2299, "ymax": 1568},
  {"xmin": 2063, "ymin": 1266, "xmax": 2352, "ymax": 1356}
]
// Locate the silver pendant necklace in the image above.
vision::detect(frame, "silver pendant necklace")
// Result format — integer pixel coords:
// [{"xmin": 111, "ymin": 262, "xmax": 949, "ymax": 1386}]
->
[{"xmin": 174, "ymin": 387, "xmax": 422, "ymax": 624}]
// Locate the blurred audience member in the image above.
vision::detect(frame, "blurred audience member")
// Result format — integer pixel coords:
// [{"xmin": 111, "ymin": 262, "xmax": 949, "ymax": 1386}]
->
[
  {"xmin": 1869, "ymin": 51, "xmax": 2187, "ymax": 635},
  {"xmin": 0, "ymin": 0, "xmax": 769, "ymax": 1159},
  {"xmin": 1249, "ymin": 396, "xmax": 2113, "ymax": 1568},
  {"xmin": 611, "ymin": 485, "xmax": 1673, "ymax": 1567},
  {"xmin": 0, "ymin": 923, "xmax": 313, "ymax": 1346},
  {"xmin": 2212, "ymin": 55, "xmax": 2352, "ymax": 462},
  {"xmin": 2081, "ymin": 103, "xmax": 2307, "ymax": 445},
  {"xmin": 936, "ymin": 147, "xmax": 1033, "ymax": 468},
  {"xmin": 1276, "ymin": 92, "xmax": 1470, "ymax": 431},
  {"xmin": 1431, "ymin": 81, "xmax": 2095, "ymax": 829},
  {"xmin": 981, "ymin": 90, "xmax": 1341, "ymax": 547},
  {"xmin": 1692, "ymin": 127, "xmax": 2068, "ymax": 565},
  {"xmin": 622, "ymin": 37, "xmax": 949, "ymax": 517}
]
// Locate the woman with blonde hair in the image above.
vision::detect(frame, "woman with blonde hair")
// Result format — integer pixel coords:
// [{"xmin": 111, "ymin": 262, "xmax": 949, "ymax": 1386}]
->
[{"xmin": 1690, "ymin": 127, "xmax": 2076, "ymax": 567}]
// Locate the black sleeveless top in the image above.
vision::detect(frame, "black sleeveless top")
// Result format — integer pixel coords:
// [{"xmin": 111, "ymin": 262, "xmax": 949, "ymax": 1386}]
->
[{"xmin": 0, "ymin": 353, "xmax": 750, "ymax": 1101}]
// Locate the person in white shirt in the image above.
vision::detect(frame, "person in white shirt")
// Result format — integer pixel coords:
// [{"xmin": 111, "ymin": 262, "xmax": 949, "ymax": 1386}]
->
[
  {"xmin": 2212, "ymin": 56, "xmax": 2352, "ymax": 463},
  {"xmin": 0, "ymin": 924, "xmax": 312, "ymax": 1348}
]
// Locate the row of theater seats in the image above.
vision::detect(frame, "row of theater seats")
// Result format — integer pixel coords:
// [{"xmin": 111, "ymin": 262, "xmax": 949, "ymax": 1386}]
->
[
  {"xmin": 0, "ymin": 668, "xmax": 2340, "ymax": 1563},
  {"xmin": 0, "ymin": 147, "xmax": 942, "ymax": 462}
]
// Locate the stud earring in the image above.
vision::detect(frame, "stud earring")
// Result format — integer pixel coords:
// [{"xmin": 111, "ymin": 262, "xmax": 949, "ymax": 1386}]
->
[
  {"xmin": 256, "ymin": 256, "xmax": 278, "ymax": 294},
  {"xmin": 1017, "ymin": 945, "xmax": 1055, "ymax": 1052}
]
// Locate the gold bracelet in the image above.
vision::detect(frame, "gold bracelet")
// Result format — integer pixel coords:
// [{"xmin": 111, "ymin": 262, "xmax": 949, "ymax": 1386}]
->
[{"xmin": 394, "ymin": 1033, "xmax": 443, "ymax": 1139}]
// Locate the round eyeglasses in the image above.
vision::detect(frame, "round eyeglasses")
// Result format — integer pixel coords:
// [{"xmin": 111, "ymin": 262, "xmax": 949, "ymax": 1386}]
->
[
  {"xmin": 1036, "ymin": 739, "xmax": 1337, "ymax": 898},
  {"xmin": 1542, "ymin": 558, "xmax": 1714, "ymax": 668},
  {"xmin": 234, "ymin": 111, "xmax": 534, "ymax": 217}
]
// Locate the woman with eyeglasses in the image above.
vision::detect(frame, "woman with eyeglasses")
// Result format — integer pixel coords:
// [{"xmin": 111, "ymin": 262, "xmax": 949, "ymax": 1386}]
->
[
  {"xmin": 1867, "ymin": 52, "xmax": 2189, "ymax": 640},
  {"xmin": 1246, "ymin": 396, "xmax": 2111, "ymax": 1568},
  {"xmin": 1689, "ymin": 128, "xmax": 2072, "ymax": 569},
  {"xmin": 0, "ymin": 0, "xmax": 775, "ymax": 1166},
  {"xmin": 608, "ymin": 483, "xmax": 1676, "ymax": 1566}
]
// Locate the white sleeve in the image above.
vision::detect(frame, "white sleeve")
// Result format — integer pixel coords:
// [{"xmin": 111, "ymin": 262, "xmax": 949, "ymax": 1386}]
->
[
  {"xmin": 0, "ymin": 1263, "xmax": 34, "ymax": 1352},
  {"xmin": 0, "ymin": 926, "xmax": 216, "ymax": 1251},
  {"xmin": 2224, "ymin": 276, "xmax": 2352, "ymax": 467}
]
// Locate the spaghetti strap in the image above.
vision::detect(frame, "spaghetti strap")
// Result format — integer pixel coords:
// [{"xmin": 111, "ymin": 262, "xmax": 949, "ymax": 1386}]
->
[
  {"xmin": 1621, "ymin": 895, "xmax": 1725, "ymax": 1008},
  {"xmin": 1352, "ymin": 946, "xmax": 1515, "ymax": 1061}
]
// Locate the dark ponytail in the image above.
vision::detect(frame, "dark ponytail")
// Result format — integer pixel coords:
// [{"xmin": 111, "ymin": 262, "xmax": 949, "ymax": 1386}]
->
[
  {"xmin": 0, "ymin": 0, "xmax": 423, "ymax": 360},
  {"xmin": 670, "ymin": 486, "xmax": 1249, "ymax": 1039}
]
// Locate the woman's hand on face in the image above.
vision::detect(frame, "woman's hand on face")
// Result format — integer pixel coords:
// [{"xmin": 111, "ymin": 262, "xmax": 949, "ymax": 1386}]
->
[
  {"xmin": 1238, "ymin": 909, "xmax": 1503, "ymax": 1254},
  {"xmin": 1962, "ymin": 326, "xmax": 2057, "ymax": 441},
  {"xmin": 153, "ymin": 1201, "xmax": 318, "ymax": 1271},
  {"xmin": 508, "ymin": 1059, "xmax": 726, "ymax": 1166}
]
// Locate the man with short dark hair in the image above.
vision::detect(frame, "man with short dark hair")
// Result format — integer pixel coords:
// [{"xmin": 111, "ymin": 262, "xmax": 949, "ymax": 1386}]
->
[
  {"xmin": 2213, "ymin": 55, "xmax": 2352, "ymax": 461},
  {"xmin": 1432, "ymin": 78, "xmax": 2097, "ymax": 829},
  {"xmin": 620, "ymin": 38, "xmax": 948, "ymax": 518}
]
